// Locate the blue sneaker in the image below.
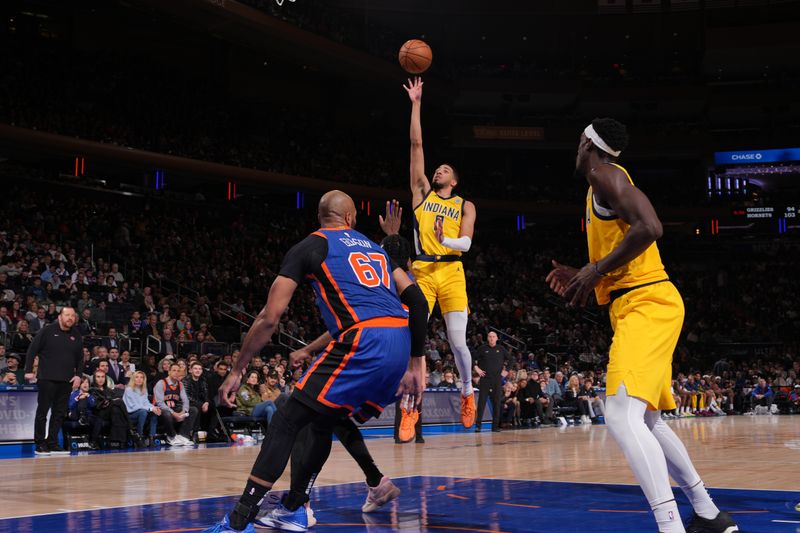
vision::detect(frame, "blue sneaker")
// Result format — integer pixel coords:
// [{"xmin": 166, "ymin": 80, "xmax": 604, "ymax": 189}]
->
[
  {"xmin": 202, "ymin": 514, "xmax": 256, "ymax": 533},
  {"xmin": 254, "ymin": 503, "xmax": 308, "ymax": 532}
]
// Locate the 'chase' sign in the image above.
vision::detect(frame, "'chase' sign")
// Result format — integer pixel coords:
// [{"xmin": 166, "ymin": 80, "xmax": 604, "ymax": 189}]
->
[{"xmin": 715, "ymin": 148, "xmax": 800, "ymax": 165}]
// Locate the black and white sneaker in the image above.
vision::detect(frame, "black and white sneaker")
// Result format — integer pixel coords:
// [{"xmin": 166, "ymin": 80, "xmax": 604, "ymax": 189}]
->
[
  {"xmin": 34, "ymin": 444, "xmax": 50, "ymax": 456},
  {"xmin": 686, "ymin": 511, "xmax": 739, "ymax": 533},
  {"xmin": 48, "ymin": 445, "xmax": 71, "ymax": 456}
]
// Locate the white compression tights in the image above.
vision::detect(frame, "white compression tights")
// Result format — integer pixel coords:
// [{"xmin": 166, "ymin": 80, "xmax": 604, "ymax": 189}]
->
[
  {"xmin": 443, "ymin": 310, "xmax": 473, "ymax": 396},
  {"xmin": 606, "ymin": 384, "xmax": 719, "ymax": 531}
]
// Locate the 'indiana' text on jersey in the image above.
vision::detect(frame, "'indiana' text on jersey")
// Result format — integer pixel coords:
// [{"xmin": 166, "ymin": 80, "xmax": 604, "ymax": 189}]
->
[
  {"xmin": 309, "ymin": 228, "xmax": 406, "ymax": 336},
  {"xmin": 414, "ymin": 191, "xmax": 465, "ymax": 257},
  {"xmin": 421, "ymin": 200, "xmax": 461, "ymax": 221},
  {"xmin": 586, "ymin": 163, "xmax": 668, "ymax": 305}
]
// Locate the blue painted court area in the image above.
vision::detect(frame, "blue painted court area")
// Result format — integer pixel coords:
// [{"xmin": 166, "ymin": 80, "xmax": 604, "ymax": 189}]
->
[{"xmin": 0, "ymin": 476, "xmax": 797, "ymax": 533}]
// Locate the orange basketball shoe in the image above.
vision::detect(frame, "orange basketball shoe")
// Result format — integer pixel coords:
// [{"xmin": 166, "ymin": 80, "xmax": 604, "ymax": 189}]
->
[
  {"xmin": 461, "ymin": 394, "xmax": 476, "ymax": 428},
  {"xmin": 398, "ymin": 407, "xmax": 419, "ymax": 443}
]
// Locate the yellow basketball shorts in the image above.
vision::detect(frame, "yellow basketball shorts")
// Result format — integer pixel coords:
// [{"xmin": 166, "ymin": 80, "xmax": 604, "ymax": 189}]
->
[
  {"xmin": 606, "ymin": 281, "xmax": 684, "ymax": 411},
  {"xmin": 411, "ymin": 260, "xmax": 468, "ymax": 315}
]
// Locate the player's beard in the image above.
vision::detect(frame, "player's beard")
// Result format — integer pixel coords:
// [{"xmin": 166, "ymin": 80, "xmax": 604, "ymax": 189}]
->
[{"xmin": 431, "ymin": 180, "xmax": 444, "ymax": 191}]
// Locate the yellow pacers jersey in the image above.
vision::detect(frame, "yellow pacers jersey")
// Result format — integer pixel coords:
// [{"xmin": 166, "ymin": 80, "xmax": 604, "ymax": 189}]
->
[
  {"xmin": 413, "ymin": 190, "xmax": 465, "ymax": 258},
  {"xmin": 586, "ymin": 163, "xmax": 668, "ymax": 305}
]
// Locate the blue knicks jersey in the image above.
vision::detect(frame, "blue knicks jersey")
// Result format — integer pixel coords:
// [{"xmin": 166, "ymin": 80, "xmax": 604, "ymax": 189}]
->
[{"xmin": 279, "ymin": 227, "xmax": 406, "ymax": 337}]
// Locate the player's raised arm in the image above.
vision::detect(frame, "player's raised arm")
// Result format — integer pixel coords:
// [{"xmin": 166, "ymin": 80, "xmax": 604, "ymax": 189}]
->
[{"xmin": 404, "ymin": 77, "xmax": 430, "ymax": 207}]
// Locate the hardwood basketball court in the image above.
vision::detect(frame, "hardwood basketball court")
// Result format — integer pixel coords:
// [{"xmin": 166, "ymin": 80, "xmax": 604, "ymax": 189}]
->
[{"xmin": 0, "ymin": 415, "xmax": 798, "ymax": 532}]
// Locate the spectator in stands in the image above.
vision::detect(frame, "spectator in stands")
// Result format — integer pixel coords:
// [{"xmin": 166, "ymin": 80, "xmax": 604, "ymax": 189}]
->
[
  {"xmin": 102, "ymin": 327, "xmax": 121, "ymax": 351},
  {"xmin": 158, "ymin": 305, "xmax": 172, "ymax": 327},
  {"xmin": 142, "ymin": 291, "xmax": 156, "ymax": 314},
  {"xmin": 562, "ymin": 375, "xmax": 591, "ymax": 424},
  {"xmin": 142, "ymin": 312, "xmax": 159, "ymax": 338},
  {"xmin": 176, "ymin": 312, "xmax": 188, "ymax": 332},
  {"xmin": 0, "ymin": 306, "xmax": 11, "ymax": 336},
  {"xmin": 159, "ymin": 328, "xmax": 177, "ymax": 357},
  {"xmin": 751, "ymin": 378, "xmax": 774, "ymax": 414},
  {"xmin": 153, "ymin": 362, "xmax": 197, "ymax": 446},
  {"xmin": 110, "ymin": 263, "xmax": 124, "ymax": 283},
  {"xmin": 207, "ymin": 360, "xmax": 230, "ymax": 406},
  {"xmin": 195, "ymin": 330, "xmax": 207, "ymax": 346},
  {"xmin": 77, "ymin": 290, "xmax": 92, "ymax": 314},
  {"xmin": 428, "ymin": 360, "xmax": 443, "ymax": 387},
  {"xmin": 236, "ymin": 370, "xmax": 277, "ymax": 424},
  {"xmin": 198, "ymin": 323, "xmax": 216, "ymax": 342},
  {"xmin": 259, "ymin": 370, "xmax": 287, "ymax": 408},
  {"xmin": 500, "ymin": 381, "xmax": 520, "ymax": 427},
  {"xmin": 76, "ymin": 308, "xmax": 95, "ymax": 336},
  {"xmin": 578, "ymin": 377, "xmax": 605, "ymax": 424},
  {"xmin": 95, "ymin": 360, "xmax": 115, "ymax": 387},
  {"xmin": 0, "ymin": 353, "xmax": 25, "ymax": 384},
  {"xmin": 120, "ymin": 350, "xmax": 135, "ymax": 375},
  {"xmin": 27, "ymin": 277, "xmax": 47, "ymax": 302},
  {"xmin": 789, "ymin": 385, "xmax": 800, "ymax": 413},
  {"xmin": 89, "ymin": 346, "xmax": 109, "ymax": 374},
  {"xmin": 28, "ymin": 306, "xmax": 47, "ymax": 335},
  {"xmin": 518, "ymin": 374, "xmax": 553, "ymax": 426},
  {"xmin": 8, "ymin": 301, "xmax": 24, "ymax": 324},
  {"xmin": 11, "ymin": 320, "xmax": 33, "ymax": 354},
  {"xmin": 88, "ymin": 370, "xmax": 130, "ymax": 449},
  {"xmin": 123, "ymin": 371, "xmax": 160, "ymax": 447},
  {"xmin": 542, "ymin": 368, "xmax": 562, "ymax": 401},
  {"xmin": 183, "ymin": 361, "xmax": 211, "ymax": 432},
  {"xmin": 176, "ymin": 358, "xmax": 188, "ymax": 379},
  {"xmin": 67, "ymin": 376, "xmax": 95, "ymax": 427},
  {"xmin": 435, "ymin": 368, "xmax": 459, "ymax": 390},
  {"xmin": 105, "ymin": 347, "xmax": 128, "ymax": 389},
  {"xmin": 44, "ymin": 302, "xmax": 58, "ymax": 323},
  {"xmin": 2, "ymin": 371, "xmax": 18, "ymax": 385},
  {"xmin": 155, "ymin": 357, "xmax": 173, "ymax": 382},
  {"xmin": 129, "ymin": 311, "xmax": 143, "ymax": 337},
  {"xmin": 180, "ymin": 318, "xmax": 194, "ymax": 340}
]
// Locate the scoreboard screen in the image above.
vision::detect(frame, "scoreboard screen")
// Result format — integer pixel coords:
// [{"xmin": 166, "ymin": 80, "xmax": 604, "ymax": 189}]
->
[{"xmin": 731, "ymin": 206, "xmax": 798, "ymax": 220}]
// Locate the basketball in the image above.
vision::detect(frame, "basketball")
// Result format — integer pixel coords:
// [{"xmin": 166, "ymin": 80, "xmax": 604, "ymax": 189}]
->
[{"xmin": 398, "ymin": 39, "xmax": 432, "ymax": 74}]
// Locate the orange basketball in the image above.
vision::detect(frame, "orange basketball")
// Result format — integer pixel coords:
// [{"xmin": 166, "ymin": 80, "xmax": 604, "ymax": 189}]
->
[{"xmin": 398, "ymin": 39, "xmax": 433, "ymax": 74}]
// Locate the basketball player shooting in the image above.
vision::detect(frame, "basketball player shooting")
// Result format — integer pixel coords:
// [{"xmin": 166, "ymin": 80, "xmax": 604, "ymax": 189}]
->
[
  {"xmin": 546, "ymin": 118, "xmax": 737, "ymax": 533},
  {"xmin": 404, "ymin": 76, "xmax": 477, "ymax": 428}
]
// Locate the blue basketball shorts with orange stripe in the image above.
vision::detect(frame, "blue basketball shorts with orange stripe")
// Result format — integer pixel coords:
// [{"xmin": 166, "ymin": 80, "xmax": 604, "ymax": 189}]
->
[{"xmin": 294, "ymin": 316, "xmax": 411, "ymax": 421}]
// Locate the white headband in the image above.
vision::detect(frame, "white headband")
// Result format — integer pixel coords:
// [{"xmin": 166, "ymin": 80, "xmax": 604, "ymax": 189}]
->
[{"xmin": 584, "ymin": 125, "xmax": 621, "ymax": 157}]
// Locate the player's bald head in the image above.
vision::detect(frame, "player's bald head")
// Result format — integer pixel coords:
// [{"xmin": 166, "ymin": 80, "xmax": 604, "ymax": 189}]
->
[{"xmin": 318, "ymin": 190, "xmax": 357, "ymax": 228}]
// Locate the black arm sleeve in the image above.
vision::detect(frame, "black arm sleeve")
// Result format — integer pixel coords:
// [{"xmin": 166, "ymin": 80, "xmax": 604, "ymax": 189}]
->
[{"xmin": 400, "ymin": 283, "xmax": 428, "ymax": 358}]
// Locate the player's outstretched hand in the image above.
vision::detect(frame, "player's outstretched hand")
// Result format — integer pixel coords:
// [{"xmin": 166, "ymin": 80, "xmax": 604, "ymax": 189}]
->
[
  {"xmin": 396, "ymin": 357, "xmax": 425, "ymax": 409},
  {"xmin": 434, "ymin": 217, "xmax": 445, "ymax": 243},
  {"xmin": 218, "ymin": 371, "xmax": 242, "ymax": 408},
  {"xmin": 563, "ymin": 263, "xmax": 601, "ymax": 308},
  {"xmin": 545, "ymin": 260, "xmax": 578, "ymax": 296},
  {"xmin": 379, "ymin": 200, "xmax": 403, "ymax": 236},
  {"xmin": 290, "ymin": 346, "xmax": 312, "ymax": 368},
  {"xmin": 403, "ymin": 77, "xmax": 423, "ymax": 103}
]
